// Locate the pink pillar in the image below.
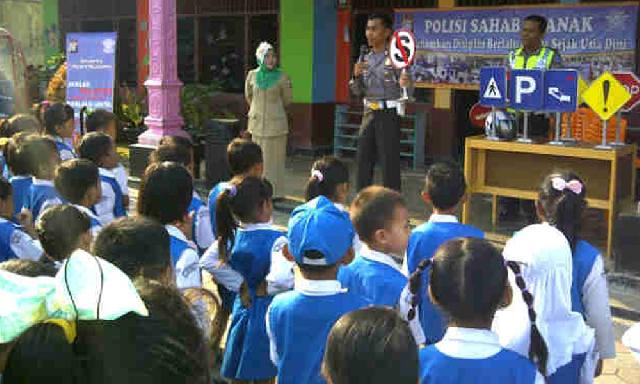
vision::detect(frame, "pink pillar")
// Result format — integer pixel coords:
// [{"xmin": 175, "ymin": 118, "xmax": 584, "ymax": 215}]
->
[{"xmin": 138, "ymin": 0, "xmax": 188, "ymax": 145}]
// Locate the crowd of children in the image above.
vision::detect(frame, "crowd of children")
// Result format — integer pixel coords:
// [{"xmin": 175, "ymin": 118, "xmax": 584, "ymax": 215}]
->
[{"xmin": 0, "ymin": 101, "xmax": 636, "ymax": 384}]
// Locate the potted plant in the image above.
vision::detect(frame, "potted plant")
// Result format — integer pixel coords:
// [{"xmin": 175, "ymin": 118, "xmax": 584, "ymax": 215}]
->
[{"xmin": 118, "ymin": 87, "xmax": 147, "ymax": 144}]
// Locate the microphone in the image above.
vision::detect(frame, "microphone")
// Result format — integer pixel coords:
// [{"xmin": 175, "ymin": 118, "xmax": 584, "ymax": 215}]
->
[{"xmin": 359, "ymin": 44, "xmax": 369, "ymax": 62}]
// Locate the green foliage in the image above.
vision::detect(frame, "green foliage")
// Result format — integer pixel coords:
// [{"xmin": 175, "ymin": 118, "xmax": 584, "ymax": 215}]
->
[
  {"xmin": 118, "ymin": 87, "xmax": 147, "ymax": 128},
  {"xmin": 181, "ymin": 81, "xmax": 234, "ymax": 137}
]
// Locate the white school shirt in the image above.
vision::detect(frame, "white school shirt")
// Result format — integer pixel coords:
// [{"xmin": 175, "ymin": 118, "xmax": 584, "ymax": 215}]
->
[
  {"xmin": 622, "ymin": 322, "xmax": 640, "ymax": 363},
  {"xmin": 360, "ymin": 245, "xmax": 426, "ymax": 345},
  {"xmin": 72, "ymin": 204, "xmax": 103, "ymax": 239},
  {"xmin": 266, "ymin": 278, "xmax": 346, "ymax": 365},
  {"xmin": 95, "ymin": 168, "xmax": 119, "ymax": 225},
  {"xmin": 113, "ymin": 163, "xmax": 129, "ymax": 196},
  {"xmin": 166, "ymin": 224, "xmax": 202, "ymax": 289},
  {"xmin": 435, "ymin": 328, "xmax": 544, "ymax": 384},
  {"xmin": 192, "ymin": 191, "xmax": 214, "ymax": 250},
  {"xmin": 199, "ymin": 222, "xmax": 291, "ymax": 294},
  {"xmin": 492, "ymin": 224, "xmax": 596, "ymax": 378},
  {"xmin": 579, "ymin": 255, "xmax": 616, "ymax": 359},
  {"xmin": 0, "ymin": 218, "xmax": 43, "ymax": 261}
]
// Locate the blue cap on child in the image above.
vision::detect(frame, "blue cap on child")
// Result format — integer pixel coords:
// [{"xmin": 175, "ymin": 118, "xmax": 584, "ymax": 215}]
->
[{"xmin": 288, "ymin": 196, "xmax": 354, "ymax": 266}]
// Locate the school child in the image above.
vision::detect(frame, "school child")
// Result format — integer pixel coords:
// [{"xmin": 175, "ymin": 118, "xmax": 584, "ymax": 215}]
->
[
  {"xmin": 535, "ymin": 172, "xmax": 615, "ymax": 368},
  {"xmin": 407, "ymin": 161, "xmax": 484, "ymax": 343},
  {"xmin": 78, "ymin": 132, "xmax": 126, "ymax": 225},
  {"xmin": 322, "ymin": 307, "xmax": 418, "ymax": 384},
  {"xmin": 0, "ymin": 258, "xmax": 57, "ymax": 277},
  {"xmin": 208, "ymin": 138, "xmax": 264, "ymax": 235},
  {"xmin": 22, "ymin": 135, "xmax": 62, "ymax": 219},
  {"xmin": 54, "ymin": 159, "xmax": 103, "ymax": 238},
  {"xmin": 43, "ymin": 103, "xmax": 76, "ymax": 161},
  {"xmin": 149, "ymin": 141, "xmax": 214, "ymax": 252},
  {"xmin": 0, "ymin": 114, "xmax": 40, "ymax": 138},
  {"xmin": 85, "ymin": 109, "xmax": 130, "ymax": 210},
  {"xmin": 492, "ymin": 224, "xmax": 596, "ymax": 383},
  {"xmin": 409, "ymin": 238, "xmax": 545, "ymax": 384},
  {"xmin": 216, "ymin": 176, "xmax": 285, "ymax": 383},
  {"xmin": 266, "ymin": 196, "xmax": 367, "ymax": 384},
  {"xmin": 0, "ymin": 114, "xmax": 40, "ymax": 179},
  {"xmin": 337, "ymin": 186, "xmax": 410, "ymax": 307},
  {"xmin": 35, "ymin": 204, "xmax": 92, "ymax": 267},
  {"xmin": 93, "ymin": 217, "xmax": 173, "ymax": 285},
  {"xmin": 5, "ymin": 133, "xmax": 33, "ymax": 219},
  {"xmin": 202, "ymin": 138, "xmax": 263, "ymax": 319},
  {"xmin": 137, "ymin": 162, "xmax": 201, "ymax": 289},
  {"xmin": 0, "ymin": 176, "xmax": 42, "ymax": 262}
]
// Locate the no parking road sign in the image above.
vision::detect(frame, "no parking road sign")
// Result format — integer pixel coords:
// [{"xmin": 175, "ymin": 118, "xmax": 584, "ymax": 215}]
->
[
  {"xmin": 389, "ymin": 30, "xmax": 416, "ymax": 70},
  {"xmin": 479, "ymin": 67, "xmax": 507, "ymax": 108}
]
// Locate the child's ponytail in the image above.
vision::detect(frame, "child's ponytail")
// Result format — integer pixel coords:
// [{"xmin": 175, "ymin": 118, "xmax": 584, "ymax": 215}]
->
[
  {"xmin": 505, "ymin": 260, "xmax": 549, "ymax": 376},
  {"xmin": 216, "ymin": 185, "xmax": 238, "ymax": 263},
  {"xmin": 407, "ymin": 258, "xmax": 433, "ymax": 321},
  {"xmin": 304, "ymin": 156, "xmax": 349, "ymax": 202},
  {"xmin": 538, "ymin": 172, "xmax": 586, "ymax": 253}
]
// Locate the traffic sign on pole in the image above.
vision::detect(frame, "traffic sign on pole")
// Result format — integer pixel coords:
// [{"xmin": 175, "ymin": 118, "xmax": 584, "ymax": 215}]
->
[{"xmin": 612, "ymin": 72, "xmax": 640, "ymax": 112}]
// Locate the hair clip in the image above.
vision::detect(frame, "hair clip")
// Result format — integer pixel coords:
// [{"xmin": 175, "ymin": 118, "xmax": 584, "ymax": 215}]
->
[
  {"xmin": 311, "ymin": 169, "xmax": 324, "ymax": 183},
  {"xmin": 551, "ymin": 177, "xmax": 583, "ymax": 195},
  {"xmin": 226, "ymin": 184, "xmax": 238, "ymax": 198}
]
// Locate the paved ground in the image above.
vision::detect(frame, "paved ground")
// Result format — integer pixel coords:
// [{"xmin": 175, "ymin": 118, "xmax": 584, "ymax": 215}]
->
[{"xmin": 128, "ymin": 153, "xmax": 640, "ymax": 382}]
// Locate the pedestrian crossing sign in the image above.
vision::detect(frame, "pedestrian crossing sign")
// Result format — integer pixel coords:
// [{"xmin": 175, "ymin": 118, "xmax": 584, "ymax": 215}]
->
[{"xmin": 480, "ymin": 67, "xmax": 507, "ymax": 107}]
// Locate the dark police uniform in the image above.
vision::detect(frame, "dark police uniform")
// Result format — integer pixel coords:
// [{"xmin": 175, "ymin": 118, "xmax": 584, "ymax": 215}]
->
[{"xmin": 350, "ymin": 50, "xmax": 411, "ymax": 192}]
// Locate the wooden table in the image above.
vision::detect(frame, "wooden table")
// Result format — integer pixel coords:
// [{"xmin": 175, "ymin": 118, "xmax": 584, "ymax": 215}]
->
[{"xmin": 462, "ymin": 136, "xmax": 637, "ymax": 257}]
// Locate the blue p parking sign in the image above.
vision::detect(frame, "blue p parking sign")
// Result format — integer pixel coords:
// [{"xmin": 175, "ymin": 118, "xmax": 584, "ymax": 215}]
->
[{"xmin": 509, "ymin": 70, "xmax": 544, "ymax": 111}]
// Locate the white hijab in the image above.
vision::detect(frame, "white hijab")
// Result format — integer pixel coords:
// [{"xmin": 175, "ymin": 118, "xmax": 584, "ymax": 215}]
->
[{"xmin": 492, "ymin": 224, "xmax": 595, "ymax": 377}]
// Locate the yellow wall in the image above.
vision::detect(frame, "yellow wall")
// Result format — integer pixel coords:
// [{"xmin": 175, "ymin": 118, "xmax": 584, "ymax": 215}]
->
[{"xmin": 0, "ymin": 0, "xmax": 44, "ymax": 66}]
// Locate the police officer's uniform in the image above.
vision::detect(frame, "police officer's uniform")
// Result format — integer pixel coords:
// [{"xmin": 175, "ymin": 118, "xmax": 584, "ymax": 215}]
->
[
  {"xmin": 507, "ymin": 46, "xmax": 562, "ymax": 138},
  {"xmin": 350, "ymin": 50, "xmax": 411, "ymax": 192}
]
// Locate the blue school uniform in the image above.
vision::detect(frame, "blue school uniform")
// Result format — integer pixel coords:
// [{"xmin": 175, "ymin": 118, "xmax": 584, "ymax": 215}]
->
[
  {"xmin": 408, "ymin": 217, "xmax": 484, "ymax": 343},
  {"xmin": 94, "ymin": 168, "xmax": 126, "ymax": 225},
  {"xmin": 420, "ymin": 347, "xmax": 538, "ymax": 384},
  {"xmin": 0, "ymin": 218, "xmax": 42, "ymax": 262},
  {"xmin": 24, "ymin": 179, "xmax": 61, "ymax": 219},
  {"xmin": 73, "ymin": 205, "xmax": 103, "ymax": 238},
  {"xmin": 166, "ymin": 225, "xmax": 202, "ymax": 289},
  {"xmin": 10, "ymin": 176, "xmax": 32, "ymax": 220},
  {"xmin": 570, "ymin": 240, "xmax": 599, "ymax": 316},
  {"xmin": 207, "ymin": 181, "xmax": 230, "ymax": 237},
  {"xmin": 221, "ymin": 224, "xmax": 284, "ymax": 381},
  {"xmin": 267, "ymin": 281, "xmax": 368, "ymax": 384},
  {"xmin": 53, "ymin": 136, "xmax": 76, "ymax": 161},
  {"xmin": 189, "ymin": 192, "xmax": 214, "ymax": 253},
  {"xmin": 207, "ymin": 181, "xmax": 236, "ymax": 308},
  {"xmin": 338, "ymin": 246, "xmax": 406, "ymax": 307}
]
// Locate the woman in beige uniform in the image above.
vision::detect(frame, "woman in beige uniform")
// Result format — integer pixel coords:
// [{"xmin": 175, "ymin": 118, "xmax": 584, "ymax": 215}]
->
[{"xmin": 245, "ymin": 42, "xmax": 292, "ymax": 198}]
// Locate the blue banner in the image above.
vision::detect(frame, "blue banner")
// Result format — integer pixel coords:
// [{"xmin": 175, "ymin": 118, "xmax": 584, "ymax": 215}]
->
[
  {"xmin": 65, "ymin": 32, "xmax": 117, "ymax": 122},
  {"xmin": 395, "ymin": 3, "xmax": 638, "ymax": 89}
]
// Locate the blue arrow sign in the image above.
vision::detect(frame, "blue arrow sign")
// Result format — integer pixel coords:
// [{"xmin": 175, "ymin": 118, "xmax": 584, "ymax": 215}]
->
[
  {"xmin": 509, "ymin": 69, "xmax": 544, "ymax": 111},
  {"xmin": 479, "ymin": 67, "xmax": 507, "ymax": 107},
  {"xmin": 543, "ymin": 69, "xmax": 578, "ymax": 112}
]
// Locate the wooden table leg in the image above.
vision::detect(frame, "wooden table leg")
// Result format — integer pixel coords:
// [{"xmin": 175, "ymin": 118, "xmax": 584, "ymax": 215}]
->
[{"xmin": 491, "ymin": 194, "xmax": 498, "ymax": 228}]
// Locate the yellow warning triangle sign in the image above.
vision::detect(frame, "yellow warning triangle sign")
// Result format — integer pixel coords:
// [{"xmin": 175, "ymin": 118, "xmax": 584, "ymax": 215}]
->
[
  {"xmin": 582, "ymin": 72, "xmax": 631, "ymax": 120},
  {"xmin": 577, "ymin": 76, "xmax": 588, "ymax": 105}
]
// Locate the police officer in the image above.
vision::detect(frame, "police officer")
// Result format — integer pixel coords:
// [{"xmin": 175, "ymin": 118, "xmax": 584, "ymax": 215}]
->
[
  {"xmin": 508, "ymin": 14, "xmax": 562, "ymax": 138},
  {"xmin": 502, "ymin": 14, "xmax": 563, "ymax": 221},
  {"xmin": 350, "ymin": 13, "xmax": 412, "ymax": 192}
]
